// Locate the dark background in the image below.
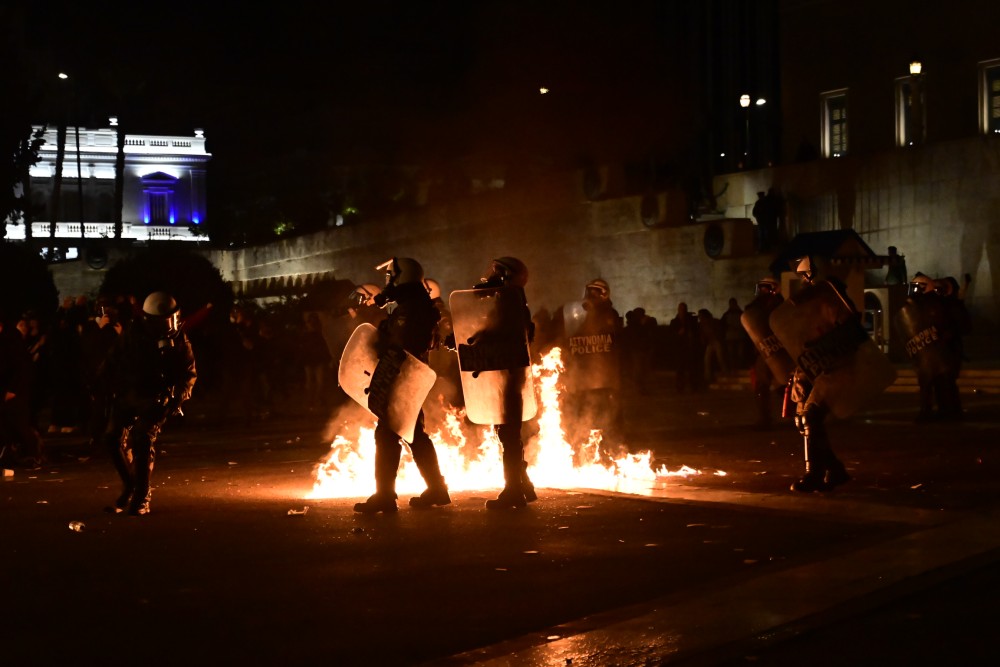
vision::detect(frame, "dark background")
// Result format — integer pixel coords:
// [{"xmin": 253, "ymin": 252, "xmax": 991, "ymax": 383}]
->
[{"xmin": 7, "ymin": 1, "xmax": 709, "ymax": 241}]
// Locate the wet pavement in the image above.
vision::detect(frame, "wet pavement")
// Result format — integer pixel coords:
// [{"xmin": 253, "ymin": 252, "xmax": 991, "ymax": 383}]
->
[{"xmin": 2, "ymin": 376, "xmax": 999, "ymax": 665}]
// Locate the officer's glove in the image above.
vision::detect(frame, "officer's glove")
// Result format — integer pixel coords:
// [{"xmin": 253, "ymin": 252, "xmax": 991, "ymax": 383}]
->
[
  {"xmin": 166, "ymin": 396, "xmax": 186, "ymax": 417},
  {"xmin": 158, "ymin": 391, "xmax": 185, "ymax": 418}
]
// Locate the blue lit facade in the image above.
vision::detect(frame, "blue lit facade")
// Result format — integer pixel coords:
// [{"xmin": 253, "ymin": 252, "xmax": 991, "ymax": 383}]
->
[{"xmin": 15, "ymin": 119, "xmax": 211, "ymax": 243}]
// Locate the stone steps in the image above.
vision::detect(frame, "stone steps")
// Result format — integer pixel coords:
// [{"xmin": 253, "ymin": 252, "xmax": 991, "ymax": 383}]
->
[{"xmin": 704, "ymin": 367, "xmax": 1000, "ymax": 394}]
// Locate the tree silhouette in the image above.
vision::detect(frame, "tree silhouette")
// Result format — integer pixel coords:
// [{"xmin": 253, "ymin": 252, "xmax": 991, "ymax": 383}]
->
[
  {"xmin": 0, "ymin": 242, "xmax": 59, "ymax": 327},
  {"xmin": 99, "ymin": 245, "xmax": 232, "ymax": 321}
]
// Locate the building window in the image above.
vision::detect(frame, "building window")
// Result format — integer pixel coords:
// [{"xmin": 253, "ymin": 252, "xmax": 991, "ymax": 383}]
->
[
  {"xmin": 979, "ymin": 58, "xmax": 1000, "ymax": 135},
  {"xmin": 148, "ymin": 192, "xmax": 170, "ymax": 225},
  {"xmin": 896, "ymin": 69, "xmax": 926, "ymax": 147},
  {"xmin": 140, "ymin": 171, "xmax": 179, "ymax": 225},
  {"xmin": 821, "ymin": 89, "xmax": 848, "ymax": 157}
]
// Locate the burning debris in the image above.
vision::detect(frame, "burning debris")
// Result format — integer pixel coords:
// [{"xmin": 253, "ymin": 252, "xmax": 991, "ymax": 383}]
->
[{"xmin": 308, "ymin": 347, "xmax": 706, "ymax": 499}]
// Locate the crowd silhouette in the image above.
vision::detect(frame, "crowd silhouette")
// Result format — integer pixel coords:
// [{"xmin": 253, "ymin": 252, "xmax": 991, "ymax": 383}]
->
[{"xmin": 1, "ymin": 277, "xmax": 760, "ymax": 470}]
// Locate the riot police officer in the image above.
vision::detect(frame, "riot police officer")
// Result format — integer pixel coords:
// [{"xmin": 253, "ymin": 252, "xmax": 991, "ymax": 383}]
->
[
  {"xmin": 353, "ymin": 257, "xmax": 451, "ymax": 513},
  {"xmin": 101, "ymin": 292, "xmax": 197, "ymax": 515},
  {"xmin": 484, "ymin": 257, "xmax": 537, "ymax": 509},
  {"xmin": 445, "ymin": 257, "xmax": 538, "ymax": 510},
  {"xmin": 787, "ymin": 259, "xmax": 852, "ymax": 493},
  {"xmin": 562, "ymin": 278, "xmax": 624, "ymax": 448},
  {"xmin": 896, "ymin": 273, "xmax": 966, "ymax": 422}
]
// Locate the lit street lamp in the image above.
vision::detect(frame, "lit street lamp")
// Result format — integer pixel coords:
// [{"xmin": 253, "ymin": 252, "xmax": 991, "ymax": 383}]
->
[
  {"xmin": 739, "ymin": 95, "xmax": 768, "ymax": 169},
  {"xmin": 909, "ymin": 60, "xmax": 925, "ymax": 145},
  {"xmin": 740, "ymin": 94, "xmax": 750, "ymax": 169}
]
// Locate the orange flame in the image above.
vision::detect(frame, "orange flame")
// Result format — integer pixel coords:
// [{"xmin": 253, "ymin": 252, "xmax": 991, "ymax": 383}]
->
[{"xmin": 308, "ymin": 347, "xmax": 709, "ymax": 499}]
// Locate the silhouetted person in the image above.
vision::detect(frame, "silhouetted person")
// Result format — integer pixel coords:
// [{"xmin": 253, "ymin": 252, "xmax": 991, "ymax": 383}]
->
[
  {"xmin": 101, "ymin": 292, "xmax": 196, "ymax": 515},
  {"xmin": 721, "ymin": 297, "xmax": 747, "ymax": 370},
  {"xmin": 669, "ymin": 302, "xmax": 700, "ymax": 393},
  {"xmin": 622, "ymin": 307, "xmax": 658, "ymax": 394},
  {"xmin": 0, "ymin": 317, "xmax": 45, "ymax": 468},
  {"xmin": 885, "ymin": 246, "xmax": 908, "ymax": 285}
]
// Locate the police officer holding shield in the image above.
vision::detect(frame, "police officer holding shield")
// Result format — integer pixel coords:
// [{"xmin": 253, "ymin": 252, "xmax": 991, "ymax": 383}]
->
[
  {"xmin": 895, "ymin": 273, "xmax": 966, "ymax": 422},
  {"xmin": 785, "ymin": 259, "xmax": 853, "ymax": 493},
  {"xmin": 562, "ymin": 278, "xmax": 624, "ymax": 449},
  {"xmin": 353, "ymin": 257, "xmax": 451, "ymax": 514},
  {"xmin": 448, "ymin": 257, "xmax": 538, "ymax": 509}
]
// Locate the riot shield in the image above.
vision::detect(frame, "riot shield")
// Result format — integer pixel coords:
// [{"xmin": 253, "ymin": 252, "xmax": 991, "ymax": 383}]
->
[
  {"xmin": 337, "ymin": 323, "xmax": 437, "ymax": 443},
  {"xmin": 893, "ymin": 296, "xmax": 960, "ymax": 377},
  {"xmin": 769, "ymin": 280, "xmax": 896, "ymax": 419},
  {"xmin": 562, "ymin": 301, "xmax": 588, "ymax": 338},
  {"xmin": 740, "ymin": 296, "xmax": 796, "ymax": 384},
  {"xmin": 449, "ymin": 287, "xmax": 537, "ymax": 425},
  {"xmin": 561, "ymin": 301, "xmax": 621, "ymax": 391}
]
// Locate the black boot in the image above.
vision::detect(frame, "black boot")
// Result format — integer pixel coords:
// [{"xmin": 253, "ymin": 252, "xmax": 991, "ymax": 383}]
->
[
  {"xmin": 408, "ymin": 431, "xmax": 451, "ymax": 509},
  {"xmin": 485, "ymin": 487, "xmax": 528, "ymax": 510},
  {"xmin": 824, "ymin": 457, "xmax": 851, "ymax": 488},
  {"xmin": 103, "ymin": 421, "xmax": 134, "ymax": 512},
  {"xmin": 521, "ymin": 461, "xmax": 537, "ymax": 503},
  {"xmin": 106, "ymin": 439, "xmax": 134, "ymax": 513},
  {"xmin": 790, "ymin": 433, "xmax": 830, "ymax": 493},
  {"xmin": 355, "ymin": 434, "xmax": 400, "ymax": 514},
  {"xmin": 354, "ymin": 492, "xmax": 399, "ymax": 514},
  {"xmin": 486, "ymin": 458, "xmax": 527, "ymax": 510},
  {"xmin": 110, "ymin": 489, "xmax": 133, "ymax": 514},
  {"xmin": 790, "ymin": 463, "xmax": 829, "ymax": 493},
  {"xmin": 128, "ymin": 441, "xmax": 155, "ymax": 516},
  {"xmin": 488, "ymin": 425, "xmax": 530, "ymax": 509},
  {"xmin": 409, "ymin": 484, "xmax": 451, "ymax": 508}
]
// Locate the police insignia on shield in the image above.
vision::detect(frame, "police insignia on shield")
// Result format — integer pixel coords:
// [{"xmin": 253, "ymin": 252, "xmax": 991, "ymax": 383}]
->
[{"xmin": 558, "ymin": 278, "xmax": 624, "ymax": 449}]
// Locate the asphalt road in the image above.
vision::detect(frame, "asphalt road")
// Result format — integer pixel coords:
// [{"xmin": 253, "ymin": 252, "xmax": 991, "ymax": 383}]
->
[{"xmin": 3, "ymin": 381, "xmax": 999, "ymax": 666}]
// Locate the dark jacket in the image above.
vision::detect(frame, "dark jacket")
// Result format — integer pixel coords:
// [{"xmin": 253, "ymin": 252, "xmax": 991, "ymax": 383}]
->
[
  {"xmin": 0, "ymin": 328, "xmax": 33, "ymax": 399},
  {"xmin": 102, "ymin": 320, "xmax": 197, "ymax": 404},
  {"xmin": 377, "ymin": 282, "xmax": 440, "ymax": 362}
]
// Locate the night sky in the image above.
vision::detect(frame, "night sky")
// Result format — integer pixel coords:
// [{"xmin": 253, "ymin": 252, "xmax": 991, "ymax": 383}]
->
[{"xmin": 10, "ymin": 1, "xmax": 703, "ymax": 235}]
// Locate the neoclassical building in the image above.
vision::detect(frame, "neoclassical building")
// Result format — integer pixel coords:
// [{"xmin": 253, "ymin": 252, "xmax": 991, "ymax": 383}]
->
[{"xmin": 9, "ymin": 117, "xmax": 211, "ymax": 261}]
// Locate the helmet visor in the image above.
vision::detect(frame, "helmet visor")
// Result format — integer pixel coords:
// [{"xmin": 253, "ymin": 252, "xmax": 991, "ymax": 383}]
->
[{"xmin": 144, "ymin": 311, "xmax": 180, "ymax": 337}]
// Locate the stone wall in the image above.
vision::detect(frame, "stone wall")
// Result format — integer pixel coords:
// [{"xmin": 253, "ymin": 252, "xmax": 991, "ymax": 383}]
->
[
  {"xmin": 718, "ymin": 137, "xmax": 1000, "ymax": 334},
  {"xmin": 203, "ymin": 177, "xmax": 772, "ymax": 325},
  {"xmin": 51, "ymin": 135, "xmax": 999, "ymax": 357}
]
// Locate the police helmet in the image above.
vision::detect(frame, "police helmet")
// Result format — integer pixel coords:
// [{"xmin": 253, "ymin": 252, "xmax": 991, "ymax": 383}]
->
[
  {"xmin": 377, "ymin": 257, "xmax": 424, "ymax": 288},
  {"xmin": 142, "ymin": 291, "xmax": 180, "ymax": 337},
  {"xmin": 908, "ymin": 272, "xmax": 934, "ymax": 297},
  {"xmin": 935, "ymin": 276, "xmax": 960, "ymax": 298},
  {"xmin": 585, "ymin": 278, "xmax": 610, "ymax": 301},
  {"xmin": 423, "ymin": 278, "xmax": 442, "ymax": 300},
  {"xmin": 795, "ymin": 256, "xmax": 815, "ymax": 282},
  {"xmin": 489, "ymin": 256, "xmax": 529, "ymax": 287}
]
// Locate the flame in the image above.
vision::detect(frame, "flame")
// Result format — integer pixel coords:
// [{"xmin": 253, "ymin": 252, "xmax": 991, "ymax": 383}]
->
[{"xmin": 308, "ymin": 347, "xmax": 712, "ymax": 499}]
